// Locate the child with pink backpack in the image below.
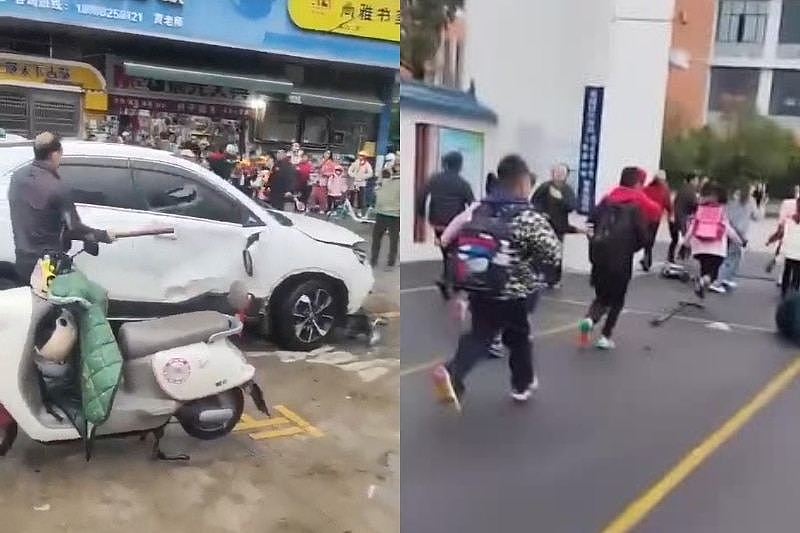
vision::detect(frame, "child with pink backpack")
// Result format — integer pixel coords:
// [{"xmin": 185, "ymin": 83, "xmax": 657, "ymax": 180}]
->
[{"xmin": 681, "ymin": 182, "xmax": 743, "ymax": 298}]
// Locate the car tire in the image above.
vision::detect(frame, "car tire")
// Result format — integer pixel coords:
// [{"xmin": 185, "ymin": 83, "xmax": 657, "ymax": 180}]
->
[{"xmin": 274, "ymin": 279, "xmax": 342, "ymax": 351}]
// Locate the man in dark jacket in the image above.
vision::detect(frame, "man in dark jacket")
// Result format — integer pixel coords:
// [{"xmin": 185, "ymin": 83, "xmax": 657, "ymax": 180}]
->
[
  {"xmin": 579, "ymin": 167, "xmax": 654, "ymax": 350},
  {"xmin": 531, "ymin": 163, "xmax": 578, "ymax": 287},
  {"xmin": 415, "ymin": 151, "xmax": 474, "ymax": 298},
  {"xmin": 8, "ymin": 132, "xmax": 114, "ymax": 283},
  {"xmin": 668, "ymin": 174, "xmax": 700, "ymax": 263},
  {"xmin": 268, "ymin": 151, "xmax": 298, "ymax": 211},
  {"xmin": 434, "ymin": 155, "xmax": 562, "ymax": 410}
]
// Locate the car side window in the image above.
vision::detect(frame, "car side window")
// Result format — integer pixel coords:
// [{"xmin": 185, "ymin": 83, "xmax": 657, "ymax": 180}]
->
[
  {"xmin": 58, "ymin": 164, "xmax": 141, "ymax": 209},
  {"xmin": 133, "ymin": 167, "xmax": 241, "ymax": 224}
]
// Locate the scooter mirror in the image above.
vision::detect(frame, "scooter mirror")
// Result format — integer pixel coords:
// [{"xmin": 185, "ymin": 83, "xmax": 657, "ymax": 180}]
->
[
  {"xmin": 245, "ymin": 231, "xmax": 260, "ymax": 250},
  {"xmin": 84, "ymin": 241, "xmax": 99, "ymax": 256}
]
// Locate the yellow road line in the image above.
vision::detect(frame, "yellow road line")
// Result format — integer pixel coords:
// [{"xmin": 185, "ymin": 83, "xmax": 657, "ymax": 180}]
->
[
  {"xmin": 274, "ymin": 405, "xmax": 325, "ymax": 437},
  {"xmin": 234, "ymin": 416, "xmax": 290, "ymax": 432},
  {"xmin": 250, "ymin": 426, "xmax": 305, "ymax": 440},
  {"xmin": 603, "ymin": 357, "xmax": 800, "ymax": 533}
]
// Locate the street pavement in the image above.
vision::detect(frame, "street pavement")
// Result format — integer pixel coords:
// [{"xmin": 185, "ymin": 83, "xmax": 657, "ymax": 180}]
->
[{"xmin": 401, "ymin": 253, "xmax": 800, "ymax": 533}]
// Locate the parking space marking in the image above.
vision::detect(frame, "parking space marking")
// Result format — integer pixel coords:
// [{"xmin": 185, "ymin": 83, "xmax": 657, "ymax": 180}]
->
[
  {"xmin": 603, "ymin": 357, "xmax": 800, "ymax": 533},
  {"xmin": 234, "ymin": 405, "xmax": 324, "ymax": 441}
]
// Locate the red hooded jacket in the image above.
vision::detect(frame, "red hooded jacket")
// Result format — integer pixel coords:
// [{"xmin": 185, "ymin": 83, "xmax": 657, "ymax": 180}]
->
[
  {"xmin": 643, "ymin": 180, "xmax": 672, "ymax": 218},
  {"xmin": 602, "ymin": 186, "xmax": 662, "ymax": 224}
]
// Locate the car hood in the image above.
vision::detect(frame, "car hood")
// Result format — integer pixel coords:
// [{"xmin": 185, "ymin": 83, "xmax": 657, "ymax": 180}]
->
[{"xmin": 280, "ymin": 212, "xmax": 363, "ymax": 246}]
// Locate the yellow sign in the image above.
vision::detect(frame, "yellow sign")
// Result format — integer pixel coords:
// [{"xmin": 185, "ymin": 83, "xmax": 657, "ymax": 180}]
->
[
  {"xmin": 0, "ymin": 53, "xmax": 108, "ymax": 112},
  {"xmin": 288, "ymin": 0, "xmax": 400, "ymax": 43}
]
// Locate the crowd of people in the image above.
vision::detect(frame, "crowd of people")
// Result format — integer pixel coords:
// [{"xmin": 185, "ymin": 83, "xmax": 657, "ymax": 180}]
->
[
  {"xmin": 194, "ymin": 141, "xmax": 399, "ymax": 217},
  {"xmin": 417, "ymin": 149, "xmax": 797, "ymax": 411}
]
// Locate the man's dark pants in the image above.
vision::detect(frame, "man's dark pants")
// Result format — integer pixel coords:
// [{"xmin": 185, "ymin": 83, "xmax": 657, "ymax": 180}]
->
[
  {"xmin": 371, "ymin": 214, "xmax": 399, "ymax": 267},
  {"xmin": 447, "ymin": 296, "xmax": 534, "ymax": 394}
]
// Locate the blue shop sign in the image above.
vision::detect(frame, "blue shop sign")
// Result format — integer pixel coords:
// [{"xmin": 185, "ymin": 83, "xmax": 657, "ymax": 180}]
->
[
  {"xmin": 0, "ymin": 0, "xmax": 399, "ymax": 69},
  {"xmin": 577, "ymin": 86, "xmax": 604, "ymax": 216}
]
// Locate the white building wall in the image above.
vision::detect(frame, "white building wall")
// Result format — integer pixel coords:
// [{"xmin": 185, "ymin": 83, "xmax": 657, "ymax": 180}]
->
[
  {"xmin": 399, "ymin": 107, "xmax": 495, "ymax": 263},
  {"xmin": 464, "ymin": 0, "xmax": 674, "ymax": 201}
]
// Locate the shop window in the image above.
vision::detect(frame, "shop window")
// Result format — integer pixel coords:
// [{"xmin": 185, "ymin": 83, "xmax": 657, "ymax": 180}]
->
[
  {"xmin": 708, "ymin": 67, "xmax": 760, "ymax": 111},
  {"xmin": 302, "ymin": 113, "xmax": 329, "ymax": 145},
  {"xmin": 58, "ymin": 164, "xmax": 141, "ymax": 210},
  {"xmin": 717, "ymin": 0, "xmax": 769, "ymax": 43},
  {"xmin": 133, "ymin": 168, "xmax": 241, "ymax": 224},
  {"xmin": 770, "ymin": 70, "xmax": 800, "ymax": 115},
  {"xmin": 781, "ymin": 0, "xmax": 800, "ymax": 43},
  {"xmin": 253, "ymin": 101, "xmax": 300, "ymax": 143}
]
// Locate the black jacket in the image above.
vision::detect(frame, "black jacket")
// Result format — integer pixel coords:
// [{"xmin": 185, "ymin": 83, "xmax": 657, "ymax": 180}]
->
[
  {"xmin": 674, "ymin": 184, "xmax": 698, "ymax": 229},
  {"xmin": 531, "ymin": 181, "xmax": 577, "ymax": 238},
  {"xmin": 268, "ymin": 159, "xmax": 298, "ymax": 205},
  {"xmin": 416, "ymin": 170, "xmax": 474, "ymax": 228},
  {"xmin": 8, "ymin": 161, "xmax": 110, "ymax": 265},
  {"xmin": 587, "ymin": 198, "xmax": 648, "ymax": 278}
]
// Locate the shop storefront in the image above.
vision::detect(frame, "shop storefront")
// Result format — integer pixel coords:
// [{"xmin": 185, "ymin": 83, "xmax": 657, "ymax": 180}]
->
[
  {"xmin": 104, "ymin": 60, "xmax": 253, "ymax": 149},
  {"xmin": 0, "ymin": 52, "xmax": 107, "ymax": 138},
  {"xmin": 0, "ymin": 0, "xmax": 399, "ymax": 155}
]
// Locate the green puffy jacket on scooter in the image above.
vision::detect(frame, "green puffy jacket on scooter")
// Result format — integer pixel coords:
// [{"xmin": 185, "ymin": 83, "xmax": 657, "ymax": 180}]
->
[{"xmin": 48, "ymin": 270, "xmax": 122, "ymax": 435}]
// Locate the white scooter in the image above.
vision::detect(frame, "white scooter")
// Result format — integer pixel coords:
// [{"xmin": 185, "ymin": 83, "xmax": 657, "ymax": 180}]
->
[{"xmin": 0, "ymin": 229, "xmax": 269, "ymax": 460}]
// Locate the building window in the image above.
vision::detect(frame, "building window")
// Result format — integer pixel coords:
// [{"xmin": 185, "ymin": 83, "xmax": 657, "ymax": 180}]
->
[
  {"xmin": 780, "ymin": 0, "xmax": 800, "ymax": 43},
  {"xmin": 708, "ymin": 67, "xmax": 761, "ymax": 111},
  {"xmin": 769, "ymin": 70, "xmax": 800, "ymax": 115},
  {"xmin": 717, "ymin": 0, "xmax": 769, "ymax": 43}
]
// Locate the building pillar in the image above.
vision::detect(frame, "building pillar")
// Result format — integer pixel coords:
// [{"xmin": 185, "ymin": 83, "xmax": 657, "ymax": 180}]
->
[
  {"xmin": 756, "ymin": 68, "xmax": 774, "ymax": 116},
  {"xmin": 376, "ymin": 80, "xmax": 393, "ymax": 156}
]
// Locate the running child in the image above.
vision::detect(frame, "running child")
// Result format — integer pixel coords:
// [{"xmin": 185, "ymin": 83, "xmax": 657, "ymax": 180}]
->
[
  {"xmin": 579, "ymin": 167, "xmax": 657, "ymax": 350},
  {"xmin": 681, "ymin": 181, "xmax": 743, "ymax": 298}
]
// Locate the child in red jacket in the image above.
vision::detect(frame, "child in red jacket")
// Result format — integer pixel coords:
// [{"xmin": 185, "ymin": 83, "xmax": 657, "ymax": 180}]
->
[{"xmin": 641, "ymin": 170, "xmax": 672, "ymax": 271}]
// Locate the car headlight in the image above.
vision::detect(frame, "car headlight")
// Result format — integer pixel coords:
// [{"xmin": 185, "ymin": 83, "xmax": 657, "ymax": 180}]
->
[{"xmin": 352, "ymin": 241, "xmax": 368, "ymax": 265}]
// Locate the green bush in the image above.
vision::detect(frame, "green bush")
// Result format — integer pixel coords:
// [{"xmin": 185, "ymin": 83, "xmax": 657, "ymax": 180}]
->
[{"xmin": 661, "ymin": 109, "xmax": 800, "ymax": 195}]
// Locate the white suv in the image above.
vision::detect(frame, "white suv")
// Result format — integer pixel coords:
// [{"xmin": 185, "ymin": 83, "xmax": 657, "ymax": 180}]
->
[{"xmin": 0, "ymin": 141, "xmax": 374, "ymax": 350}]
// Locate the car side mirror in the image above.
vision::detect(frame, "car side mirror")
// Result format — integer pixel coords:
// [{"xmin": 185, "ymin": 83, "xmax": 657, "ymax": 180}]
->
[
  {"xmin": 84, "ymin": 241, "xmax": 99, "ymax": 256},
  {"xmin": 243, "ymin": 250, "xmax": 254, "ymax": 277},
  {"xmin": 243, "ymin": 232, "xmax": 260, "ymax": 277}
]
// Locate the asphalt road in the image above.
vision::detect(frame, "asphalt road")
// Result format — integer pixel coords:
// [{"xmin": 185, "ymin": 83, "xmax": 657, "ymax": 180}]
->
[{"xmin": 401, "ymin": 259, "xmax": 800, "ymax": 533}]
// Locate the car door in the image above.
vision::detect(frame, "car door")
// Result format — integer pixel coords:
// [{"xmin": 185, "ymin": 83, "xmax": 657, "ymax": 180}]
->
[
  {"xmin": 57, "ymin": 156, "xmax": 161, "ymax": 302},
  {"xmin": 127, "ymin": 159, "xmax": 259, "ymax": 308}
]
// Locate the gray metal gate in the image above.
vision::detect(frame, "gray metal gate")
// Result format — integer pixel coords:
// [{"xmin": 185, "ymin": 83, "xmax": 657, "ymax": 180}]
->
[{"xmin": 0, "ymin": 88, "xmax": 80, "ymax": 138}]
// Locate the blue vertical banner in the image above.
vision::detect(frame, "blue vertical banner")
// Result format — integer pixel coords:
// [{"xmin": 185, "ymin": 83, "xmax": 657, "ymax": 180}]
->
[{"xmin": 577, "ymin": 86, "xmax": 604, "ymax": 215}]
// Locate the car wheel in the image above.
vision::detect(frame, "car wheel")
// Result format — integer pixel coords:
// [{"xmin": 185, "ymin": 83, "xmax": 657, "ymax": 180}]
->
[{"xmin": 275, "ymin": 279, "xmax": 342, "ymax": 350}]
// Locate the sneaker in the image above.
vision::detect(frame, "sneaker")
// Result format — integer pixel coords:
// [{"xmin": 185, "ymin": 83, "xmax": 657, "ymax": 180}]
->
[
  {"xmin": 548, "ymin": 282, "xmax": 562, "ymax": 290},
  {"xmin": 594, "ymin": 336, "xmax": 616, "ymax": 350},
  {"xmin": 488, "ymin": 335, "xmax": 506, "ymax": 358},
  {"xmin": 721, "ymin": 280, "xmax": 738, "ymax": 289},
  {"xmin": 578, "ymin": 317, "xmax": 594, "ymax": 347},
  {"xmin": 511, "ymin": 388, "xmax": 532, "ymax": 402},
  {"xmin": 432, "ymin": 364, "xmax": 462, "ymax": 411},
  {"xmin": 708, "ymin": 282, "xmax": 727, "ymax": 294},
  {"xmin": 693, "ymin": 276, "xmax": 706, "ymax": 299}
]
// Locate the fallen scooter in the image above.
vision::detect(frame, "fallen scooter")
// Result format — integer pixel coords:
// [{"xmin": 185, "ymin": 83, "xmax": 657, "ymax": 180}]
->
[{"xmin": 0, "ymin": 228, "xmax": 269, "ymax": 460}]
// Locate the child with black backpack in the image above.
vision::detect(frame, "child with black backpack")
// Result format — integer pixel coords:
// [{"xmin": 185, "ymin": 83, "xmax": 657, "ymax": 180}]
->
[
  {"xmin": 433, "ymin": 155, "xmax": 562, "ymax": 410},
  {"xmin": 579, "ymin": 167, "xmax": 656, "ymax": 350}
]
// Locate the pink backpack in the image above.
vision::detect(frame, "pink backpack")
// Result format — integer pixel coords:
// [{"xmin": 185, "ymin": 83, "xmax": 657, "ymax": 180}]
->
[{"xmin": 692, "ymin": 204, "xmax": 726, "ymax": 241}]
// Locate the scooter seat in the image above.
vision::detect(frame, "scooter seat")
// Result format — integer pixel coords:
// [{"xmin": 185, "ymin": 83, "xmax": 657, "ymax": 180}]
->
[{"xmin": 118, "ymin": 311, "xmax": 234, "ymax": 360}]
